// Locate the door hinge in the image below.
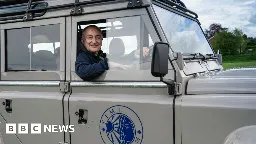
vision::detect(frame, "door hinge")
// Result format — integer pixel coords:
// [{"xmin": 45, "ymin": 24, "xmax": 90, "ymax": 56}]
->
[
  {"xmin": 168, "ymin": 82, "xmax": 182, "ymax": 96},
  {"xmin": 70, "ymin": 0, "xmax": 83, "ymax": 15},
  {"xmin": 174, "ymin": 82, "xmax": 182, "ymax": 96},
  {"xmin": 23, "ymin": 13, "xmax": 33, "ymax": 21},
  {"xmin": 59, "ymin": 82, "xmax": 70, "ymax": 93},
  {"xmin": 23, "ymin": 0, "xmax": 34, "ymax": 21},
  {"xmin": 127, "ymin": 0, "xmax": 143, "ymax": 8},
  {"xmin": 70, "ymin": 6, "xmax": 83, "ymax": 15}
]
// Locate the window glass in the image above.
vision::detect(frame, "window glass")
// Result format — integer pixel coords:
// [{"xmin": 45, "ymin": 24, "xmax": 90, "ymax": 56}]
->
[
  {"xmin": 31, "ymin": 24, "xmax": 60, "ymax": 70},
  {"xmin": 152, "ymin": 5, "xmax": 214, "ymax": 55},
  {"xmin": 7, "ymin": 28, "xmax": 30, "ymax": 71},
  {"xmin": 6, "ymin": 24, "xmax": 60, "ymax": 71},
  {"xmin": 79, "ymin": 16, "xmax": 156, "ymax": 71}
]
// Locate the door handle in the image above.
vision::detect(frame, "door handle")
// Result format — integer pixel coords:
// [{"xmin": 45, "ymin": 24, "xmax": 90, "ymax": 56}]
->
[
  {"xmin": 3, "ymin": 99, "xmax": 12, "ymax": 113},
  {"xmin": 75, "ymin": 109, "xmax": 87, "ymax": 124}
]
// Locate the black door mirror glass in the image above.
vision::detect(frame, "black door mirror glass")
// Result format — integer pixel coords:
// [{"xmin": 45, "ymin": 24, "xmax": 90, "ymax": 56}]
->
[{"xmin": 151, "ymin": 42, "xmax": 169, "ymax": 77}]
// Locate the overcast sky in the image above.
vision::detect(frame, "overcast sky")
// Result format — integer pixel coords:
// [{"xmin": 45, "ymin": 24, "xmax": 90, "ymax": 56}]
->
[{"xmin": 182, "ymin": 0, "xmax": 256, "ymax": 37}]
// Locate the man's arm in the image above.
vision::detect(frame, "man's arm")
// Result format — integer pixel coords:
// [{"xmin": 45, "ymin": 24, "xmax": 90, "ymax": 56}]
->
[
  {"xmin": 75, "ymin": 53, "xmax": 109, "ymax": 80},
  {"xmin": 124, "ymin": 47, "xmax": 150, "ymax": 61}
]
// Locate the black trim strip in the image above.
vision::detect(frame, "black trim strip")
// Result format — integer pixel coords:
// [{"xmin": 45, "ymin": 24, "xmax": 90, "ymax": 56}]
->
[
  {"xmin": 62, "ymin": 17, "xmax": 67, "ymax": 143},
  {"xmin": 62, "ymin": 93, "xmax": 66, "ymax": 142},
  {"xmin": 152, "ymin": 0, "xmax": 199, "ymax": 22},
  {"xmin": 169, "ymin": 56, "xmax": 177, "ymax": 144},
  {"xmin": 64, "ymin": 17, "xmax": 67, "ymax": 82},
  {"xmin": 173, "ymin": 95, "xmax": 176, "ymax": 144},
  {"xmin": 146, "ymin": 7, "xmax": 162, "ymax": 41},
  {"xmin": 68, "ymin": 89, "xmax": 72, "ymax": 144},
  {"xmin": 4, "ymin": 30, "xmax": 7, "ymax": 72},
  {"xmin": 153, "ymin": 0, "xmax": 198, "ymax": 18}
]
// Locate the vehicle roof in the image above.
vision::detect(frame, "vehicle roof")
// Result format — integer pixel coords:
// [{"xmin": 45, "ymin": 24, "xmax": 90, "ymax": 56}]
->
[{"xmin": 0, "ymin": 0, "xmax": 198, "ymax": 23}]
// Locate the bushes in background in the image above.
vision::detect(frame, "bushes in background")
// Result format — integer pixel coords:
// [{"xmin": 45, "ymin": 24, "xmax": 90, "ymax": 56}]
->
[{"xmin": 223, "ymin": 54, "xmax": 256, "ymax": 62}]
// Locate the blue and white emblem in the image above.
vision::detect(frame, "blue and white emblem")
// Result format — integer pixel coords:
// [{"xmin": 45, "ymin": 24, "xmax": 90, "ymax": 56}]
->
[{"xmin": 99, "ymin": 105, "xmax": 143, "ymax": 144}]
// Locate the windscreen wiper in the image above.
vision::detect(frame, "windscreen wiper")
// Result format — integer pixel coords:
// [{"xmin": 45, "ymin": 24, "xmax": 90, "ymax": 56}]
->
[
  {"xmin": 205, "ymin": 54, "xmax": 218, "ymax": 60},
  {"xmin": 183, "ymin": 53, "xmax": 217, "ymax": 61},
  {"xmin": 190, "ymin": 53, "xmax": 206, "ymax": 60},
  {"xmin": 190, "ymin": 53, "xmax": 217, "ymax": 60}
]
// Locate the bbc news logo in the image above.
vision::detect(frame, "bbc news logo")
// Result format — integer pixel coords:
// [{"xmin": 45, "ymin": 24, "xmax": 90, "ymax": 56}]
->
[{"xmin": 6, "ymin": 123, "xmax": 75, "ymax": 134}]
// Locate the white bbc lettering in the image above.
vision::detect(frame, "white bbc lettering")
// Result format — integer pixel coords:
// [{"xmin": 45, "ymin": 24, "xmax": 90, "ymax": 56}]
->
[
  {"xmin": 6, "ymin": 123, "xmax": 16, "ymax": 134},
  {"xmin": 6, "ymin": 123, "xmax": 75, "ymax": 134},
  {"xmin": 31, "ymin": 123, "xmax": 41, "ymax": 134},
  {"xmin": 18, "ymin": 123, "xmax": 28, "ymax": 134}
]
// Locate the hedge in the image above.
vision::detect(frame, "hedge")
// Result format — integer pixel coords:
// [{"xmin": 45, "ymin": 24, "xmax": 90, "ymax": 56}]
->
[{"xmin": 223, "ymin": 54, "xmax": 256, "ymax": 62}]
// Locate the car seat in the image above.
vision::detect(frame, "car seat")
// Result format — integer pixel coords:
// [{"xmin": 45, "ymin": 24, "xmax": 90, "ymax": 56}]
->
[{"xmin": 108, "ymin": 38, "xmax": 126, "ymax": 63}]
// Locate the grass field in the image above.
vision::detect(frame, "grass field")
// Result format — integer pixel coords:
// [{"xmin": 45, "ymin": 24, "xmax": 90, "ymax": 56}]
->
[{"xmin": 222, "ymin": 61, "xmax": 256, "ymax": 69}]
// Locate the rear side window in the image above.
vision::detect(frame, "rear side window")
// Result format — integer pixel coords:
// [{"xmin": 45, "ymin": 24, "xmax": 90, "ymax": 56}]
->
[{"xmin": 6, "ymin": 24, "xmax": 60, "ymax": 71}]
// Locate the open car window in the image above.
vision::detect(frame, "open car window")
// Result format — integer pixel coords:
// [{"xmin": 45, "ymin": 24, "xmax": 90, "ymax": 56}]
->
[
  {"xmin": 78, "ymin": 16, "xmax": 155, "ymax": 70},
  {"xmin": 74, "ymin": 14, "xmax": 161, "ymax": 81}
]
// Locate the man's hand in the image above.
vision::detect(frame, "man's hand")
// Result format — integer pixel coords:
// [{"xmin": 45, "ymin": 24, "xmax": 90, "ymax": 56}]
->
[
  {"xmin": 134, "ymin": 47, "xmax": 150, "ymax": 58},
  {"xmin": 142, "ymin": 47, "xmax": 149, "ymax": 57}
]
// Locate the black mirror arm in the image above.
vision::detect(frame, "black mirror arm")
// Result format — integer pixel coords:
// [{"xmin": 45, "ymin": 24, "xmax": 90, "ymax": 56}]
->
[
  {"xmin": 160, "ymin": 77, "xmax": 175, "ymax": 85},
  {"xmin": 160, "ymin": 77, "xmax": 178, "ymax": 95}
]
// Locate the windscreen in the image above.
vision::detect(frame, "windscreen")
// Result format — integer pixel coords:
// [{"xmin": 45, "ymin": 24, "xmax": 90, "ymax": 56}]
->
[{"xmin": 152, "ymin": 5, "xmax": 214, "ymax": 55}]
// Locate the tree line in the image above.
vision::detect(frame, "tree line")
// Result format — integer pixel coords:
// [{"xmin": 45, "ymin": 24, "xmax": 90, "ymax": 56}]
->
[{"xmin": 204, "ymin": 23, "xmax": 256, "ymax": 56}]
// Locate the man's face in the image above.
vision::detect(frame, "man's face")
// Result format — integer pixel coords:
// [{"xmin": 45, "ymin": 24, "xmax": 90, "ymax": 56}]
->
[{"xmin": 83, "ymin": 27, "xmax": 102, "ymax": 53}]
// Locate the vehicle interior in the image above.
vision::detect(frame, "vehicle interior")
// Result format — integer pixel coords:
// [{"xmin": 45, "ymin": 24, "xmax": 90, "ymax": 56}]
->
[{"xmin": 76, "ymin": 18, "xmax": 154, "ymax": 69}]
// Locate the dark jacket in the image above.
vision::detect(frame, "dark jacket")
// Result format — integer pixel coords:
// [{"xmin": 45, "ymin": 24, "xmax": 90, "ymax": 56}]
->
[{"xmin": 75, "ymin": 47, "xmax": 109, "ymax": 81}]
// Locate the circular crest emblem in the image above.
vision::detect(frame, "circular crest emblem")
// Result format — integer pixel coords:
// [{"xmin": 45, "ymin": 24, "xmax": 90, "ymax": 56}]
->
[{"xmin": 99, "ymin": 105, "xmax": 143, "ymax": 144}]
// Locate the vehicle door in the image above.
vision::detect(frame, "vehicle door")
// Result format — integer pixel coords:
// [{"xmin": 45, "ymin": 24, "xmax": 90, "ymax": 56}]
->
[
  {"xmin": 0, "ymin": 17, "xmax": 67, "ymax": 144},
  {"xmin": 67, "ymin": 3, "xmax": 176, "ymax": 144}
]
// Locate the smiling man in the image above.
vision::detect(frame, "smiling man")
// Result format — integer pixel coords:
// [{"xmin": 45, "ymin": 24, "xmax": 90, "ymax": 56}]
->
[{"xmin": 75, "ymin": 25, "xmax": 109, "ymax": 81}]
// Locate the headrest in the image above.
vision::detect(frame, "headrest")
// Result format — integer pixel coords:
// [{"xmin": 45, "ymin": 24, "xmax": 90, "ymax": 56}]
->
[{"xmin": 109, "ymin": 38, "xmax": 125, "ymax": 56}]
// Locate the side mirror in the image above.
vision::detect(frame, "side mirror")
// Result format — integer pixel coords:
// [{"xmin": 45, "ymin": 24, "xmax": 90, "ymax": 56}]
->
[{"xmin": 151, "ymin": 42, "xmax": 169, "ymax": 77}]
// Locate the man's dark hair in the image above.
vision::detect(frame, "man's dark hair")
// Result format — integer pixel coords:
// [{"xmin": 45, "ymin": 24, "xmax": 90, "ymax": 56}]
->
[{"xmin": 81, "ymin": 25, "xmax": 103, "ymax": 42}]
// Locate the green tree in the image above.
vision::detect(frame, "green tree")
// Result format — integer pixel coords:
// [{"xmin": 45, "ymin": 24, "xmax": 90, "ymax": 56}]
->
[
  {"xmin": 233, "ymin": 28, "xmax": 246, "ymax": 54},
  {"xmin": 247, "ymin": 37, "xmax": 256, "ymax": 53},
  {"xmin": 212, "ymin": 30, "xmax": 239, "ymax": 55},
  {"xmin": 205, "ymin": 23, "xmax": 228, "ymax": 39}
]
